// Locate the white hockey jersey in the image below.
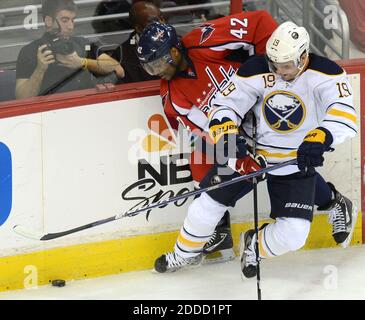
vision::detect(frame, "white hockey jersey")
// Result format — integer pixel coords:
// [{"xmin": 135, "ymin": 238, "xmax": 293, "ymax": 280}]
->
[{"xmin": 212, "ymin": 54, "xmax": 357, "ymax": 175}]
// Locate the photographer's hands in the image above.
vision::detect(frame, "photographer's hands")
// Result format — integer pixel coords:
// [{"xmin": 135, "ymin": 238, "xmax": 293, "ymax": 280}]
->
[
  {"xmin": 36, "ymin": 44, "xmax": 55, "ymax": 72},
  {"xmin": 36, "ymin": 45, "xmax": 83, "ymax": 71},
  {"xmin": 35, "ymin": 46, "xmax": 126, "ymax": 79},
  {"xmin": 55, "ymin": 51, "xmax": 84, "ymax": 69},
  {"xmin": 55, "ymin": 52, "xmax": 125, "ymax": 78},
  {"xmin": 15, "ymin": 44, "xmax": 55, "ymax": 99}
]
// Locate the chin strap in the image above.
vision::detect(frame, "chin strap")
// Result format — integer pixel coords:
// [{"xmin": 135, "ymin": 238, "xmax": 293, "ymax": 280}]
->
[{"xmin": 291, "ymin": 52, "xmax": 310, "ymax": 80}]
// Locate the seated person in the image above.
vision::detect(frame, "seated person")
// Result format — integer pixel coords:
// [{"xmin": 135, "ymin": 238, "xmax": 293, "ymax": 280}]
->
[
  {"xmin": 119, "ymin": 1, "xmax": 165, "ymax": 83},
  {"xmin": 16, "ymin": 0, "xmax": 124, "ymax": 99}
]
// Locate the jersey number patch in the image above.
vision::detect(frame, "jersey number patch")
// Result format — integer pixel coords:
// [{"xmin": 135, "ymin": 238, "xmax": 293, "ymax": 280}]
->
[
  {"xmin": 336, "ymin": 82, "xmax": 352, "ymax": 98},
  {"xmin": 230, "ymin": 18, "xmax": 248, "ymax": 39},
  {"xmin": 263, "ymin": 74, "xmax": 275, "ymax": 88}
]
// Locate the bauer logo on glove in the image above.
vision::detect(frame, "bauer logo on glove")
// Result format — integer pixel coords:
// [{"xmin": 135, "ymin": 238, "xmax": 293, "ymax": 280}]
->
[
  {"xmin": 209, "ymin": 118, "xmax": 238, "ymax": 144},
  {"xmin": 297, "ymin": 127, "xmax": 334, "ymax": 172}
]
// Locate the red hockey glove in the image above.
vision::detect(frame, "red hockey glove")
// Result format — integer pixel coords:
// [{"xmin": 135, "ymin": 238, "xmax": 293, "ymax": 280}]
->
[{"xmin": 232, "ymin": 153, "xmax": 267, "ymax": 180}]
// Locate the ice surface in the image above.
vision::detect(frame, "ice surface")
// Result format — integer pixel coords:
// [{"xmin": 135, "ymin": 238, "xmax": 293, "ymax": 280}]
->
[{"xmin": 1, "ymin": 246, "xmax": 365, "ymax": 300}]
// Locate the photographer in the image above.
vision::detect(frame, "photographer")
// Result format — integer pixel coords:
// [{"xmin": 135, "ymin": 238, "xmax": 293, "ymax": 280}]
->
[{"xmin": 15, "ymin": 0, "xmax": 124, "ymax": 99}]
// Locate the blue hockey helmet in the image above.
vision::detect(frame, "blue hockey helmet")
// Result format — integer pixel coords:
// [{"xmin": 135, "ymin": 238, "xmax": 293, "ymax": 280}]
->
[{"xmin": 137, "ymin": 22, "xmax": 182, "ymax": 76}]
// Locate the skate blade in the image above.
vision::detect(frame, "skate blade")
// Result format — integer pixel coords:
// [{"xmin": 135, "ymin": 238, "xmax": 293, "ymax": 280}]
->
[
  {"xmin": 341, "ymin": 205, "xmax": 358, "ymax": 248},
  {"xmin": 202, "ymin": 248, "xmax": 235, "ymax": 265}
]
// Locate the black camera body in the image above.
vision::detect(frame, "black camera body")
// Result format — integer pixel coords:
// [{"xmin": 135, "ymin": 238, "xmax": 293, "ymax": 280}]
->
[
  {"xmin": 43, "ymin": 31, "xmax": 75, "ymax": 56},
  {"xmin": 48, "ymin": 36, "xmax": 75, "ymax": 55}
]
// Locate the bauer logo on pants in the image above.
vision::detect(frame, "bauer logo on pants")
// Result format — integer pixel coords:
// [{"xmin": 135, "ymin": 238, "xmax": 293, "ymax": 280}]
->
[{"xmin": 0, "ymin": 142, "xmax": 12, "ymax": 226}]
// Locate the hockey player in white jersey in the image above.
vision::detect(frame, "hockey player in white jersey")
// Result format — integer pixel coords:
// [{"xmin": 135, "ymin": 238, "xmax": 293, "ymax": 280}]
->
[{"xmin": 209, "ymin": 21, "xmax": 358, "ymax": 278}]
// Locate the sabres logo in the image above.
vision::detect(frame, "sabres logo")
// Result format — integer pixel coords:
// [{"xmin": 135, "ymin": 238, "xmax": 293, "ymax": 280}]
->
[
  {"xmin": 263, "ymin": 91, "xmax": 306, "ymax": 133},
  {"xmin": 199, "ymin": 24, "xmax": 215, "ymax": 44}
]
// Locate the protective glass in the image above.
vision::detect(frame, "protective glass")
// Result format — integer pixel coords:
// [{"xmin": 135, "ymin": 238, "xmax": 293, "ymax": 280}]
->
[{"xmin": 141, "ymin": 53, "xmax": 173, "ymax": 76}]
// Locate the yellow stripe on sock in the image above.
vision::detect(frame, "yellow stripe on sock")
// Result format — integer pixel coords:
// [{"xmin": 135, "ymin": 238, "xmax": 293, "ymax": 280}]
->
[
  {"xmin": 177, "ymin": 233, "xmax": 207, "ymax": 248},
  {"xmin": 258, "ymin": 230, "xmax": 270, "ymax": 258}
]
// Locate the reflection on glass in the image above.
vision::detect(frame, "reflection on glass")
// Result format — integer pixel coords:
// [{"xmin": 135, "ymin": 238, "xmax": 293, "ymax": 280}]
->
[{"xmin": 0, "ymin": 0, "xmax": 364, "ymax": 105}]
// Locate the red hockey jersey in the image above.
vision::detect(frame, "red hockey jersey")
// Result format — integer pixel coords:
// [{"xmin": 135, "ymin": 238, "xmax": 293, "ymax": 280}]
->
[{"xmin": 161, "ymin": 10, "xmax": 278, "ymax": 135}]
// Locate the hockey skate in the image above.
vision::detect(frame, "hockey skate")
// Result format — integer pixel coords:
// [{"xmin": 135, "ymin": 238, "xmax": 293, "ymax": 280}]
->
[
  {"xmin": 318, "ymin": 183, "xmax": 358, "ymax": 248},
  {"xmin": 154, "ymin": 252, "xmax": 203, "ymax": 273},
  {"xmin": 239, "ymin": 229, "xmax": 258, "ymax": 279},
  {"xmin": 202, "ymin": 211, "xmax": 235, "ymax": 264}
]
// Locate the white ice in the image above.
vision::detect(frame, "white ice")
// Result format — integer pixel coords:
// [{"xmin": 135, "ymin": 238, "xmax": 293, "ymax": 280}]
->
[{"xmin": 1, "ymin": 246, "xmax": 365, "ymax": 300}]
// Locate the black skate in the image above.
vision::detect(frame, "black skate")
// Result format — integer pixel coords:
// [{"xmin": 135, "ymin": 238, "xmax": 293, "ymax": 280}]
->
[
  {"xmin": 318, "ymin": 182, "xmax": 358, "ymax": 248},
  {"xmin": 154, "ymin": 252, "xmax": 203, "ymax": 273},
  {"xmin": 202, "ymin": 211, "xmax": 235, "ymax": 264},
  {"xmin": 239, "ymin": 229, "xmax": 257, "ymax": 278}
]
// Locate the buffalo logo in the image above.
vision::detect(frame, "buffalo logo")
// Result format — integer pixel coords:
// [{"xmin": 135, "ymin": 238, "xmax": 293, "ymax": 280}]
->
[
  {"xmin": 199, "ymin": 24, "xmax": 215, "ymax": 44},
  {"xmin": 263, "ymin": 91, "xmax": 306, "ymax": 133}
]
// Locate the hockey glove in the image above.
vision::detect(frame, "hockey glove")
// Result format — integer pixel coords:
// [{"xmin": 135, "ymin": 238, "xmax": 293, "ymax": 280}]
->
[
  {"xmin": 209, "ymin": 118, "xmax": 266, "ymax": 179},
  {"xmin": 297, "ymin": 127, "xmax": 334, "ymax": 172},
  {"xmin": 232, "ymin": 152, "xmax": 267, "ymax": 181}
]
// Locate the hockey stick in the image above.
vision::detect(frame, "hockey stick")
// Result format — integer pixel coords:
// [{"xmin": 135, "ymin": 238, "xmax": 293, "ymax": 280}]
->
[
  {"xmin": 252, "ymin": 115, "xmax": 262, "ymax": 301},
  {"xmin": 13, "ymin": 158, "xmax": 297, "ymax": 241}
]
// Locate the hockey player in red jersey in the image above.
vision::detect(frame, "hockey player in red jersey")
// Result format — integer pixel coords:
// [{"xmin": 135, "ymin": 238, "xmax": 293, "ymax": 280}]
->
[
  {"xmin": 137, "ymin": 11, "xmax": 277, "ymax": 272},
  {"xmin": 148, "ymin": 11, "xmax": 277, "ymax": 129}
]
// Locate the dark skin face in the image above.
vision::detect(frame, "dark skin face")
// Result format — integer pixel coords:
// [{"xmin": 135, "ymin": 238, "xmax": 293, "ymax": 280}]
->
[
  {"xmin": 132, "ymin": 2, "xmax": 188, "ymax": 80},
  {"xmin": 132, "ymin": 2, "xmax": 165, "ymax": 34},
  {"xmin": 157, "ymin": 47, "xmax": 189, "ymax": 81}
]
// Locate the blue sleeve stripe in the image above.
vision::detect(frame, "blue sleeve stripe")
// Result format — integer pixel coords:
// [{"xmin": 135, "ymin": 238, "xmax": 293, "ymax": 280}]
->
[{"xmin": 323, "ymin": 120, "xmax": 357, "ymax": 133}]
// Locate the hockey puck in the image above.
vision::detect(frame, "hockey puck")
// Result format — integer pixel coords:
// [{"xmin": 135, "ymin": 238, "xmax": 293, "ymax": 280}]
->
[{"xmin": 51, "ymin": 279, "xmax": 66, "ymax": 287}]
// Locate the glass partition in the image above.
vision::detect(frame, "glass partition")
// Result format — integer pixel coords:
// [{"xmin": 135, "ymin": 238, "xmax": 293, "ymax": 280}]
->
[
  {"xmin": 267, "ymin": 0, "xmax": 365, "ymax": 60},
  {"xmin": 0, "ymin": 0, "xmax": 364, "ymax": 105},
  {"xmin": 0, "ymin": 0, "xmax": 233, "ymax": 104}
]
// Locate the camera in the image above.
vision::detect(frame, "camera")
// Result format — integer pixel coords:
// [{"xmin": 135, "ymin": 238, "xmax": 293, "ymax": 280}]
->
[
  {"xmin": 43, "ymin": 31, "xmax": 75, "ymax": 56},
  {"xmin": 48, "ymin": 36, "xmax": 75, "ymax": 55}
]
